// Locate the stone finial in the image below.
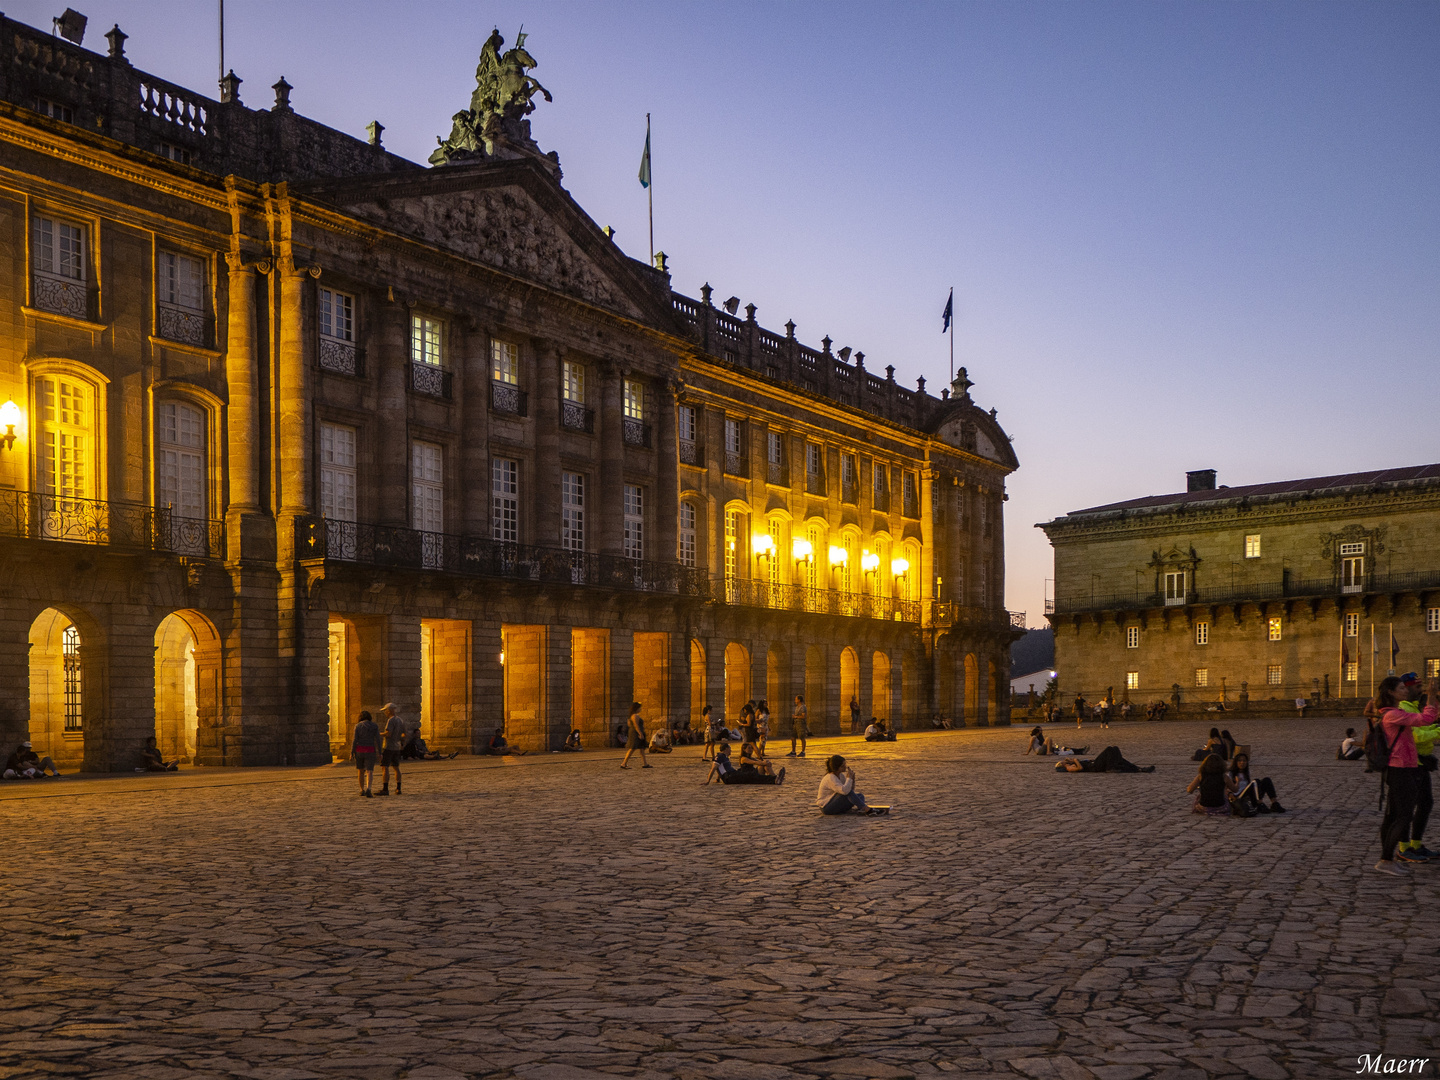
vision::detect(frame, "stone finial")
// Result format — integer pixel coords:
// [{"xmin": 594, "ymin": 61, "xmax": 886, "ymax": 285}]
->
[
  {"xmin": 855, "ymin": 351, "xmax": 865, "ymax": 369},
  {"xmin": 821, "ymin": 335, "xmax": 832, "ymax": 355},
  {"xmin": 886, "ymin": 365, "xmax": 895, "ymax": 382},
  {"xmin": 602, "ymin": 226, "xmax": 617, "ymax": 240},
  {"xmin": 653, "ymin": 251, "xmax": 669, "ymax": 272},
  {"xmin": 784, "ymin": 319, "xmax": 796, "ymax": 338},
  {"xmin": 941, "ymin": 389, "xmax": 949, "ymax": 400},
  {"xmin": 367, "ymin": 120, "xmax": 385, "ymax": 147},
  {"xmin": 220, "ymin": 70, "xmax": 243, "ymax": 105},
  {"xmin": 105, "ymin": 24, "xmax": 127, "ymax": 61},
  {"xmin": 272, "ymin": 76, "xmax": 293, "ymax": 112},
  {"xmin": 700, "ymin": 283, "xmax": 713, "ymax": 306},
  {"xmin": 744, "ymin": 303, "xmax": 757, "ymax": 322},
  {"xmin": 917, "ymin": 376, "xmax": 926, "ymax": 392}
]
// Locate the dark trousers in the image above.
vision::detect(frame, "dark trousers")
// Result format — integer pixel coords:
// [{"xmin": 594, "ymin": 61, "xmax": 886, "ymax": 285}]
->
[
  {"xmin": 1093, "ymin": 746, "xmax": 1139, "ymax": 773},
  {"xmin": 1382, "ymin": 768, "xmax": 1424, "ymax": 859},
  {"xmin": 1238, "ymin": 777, "xmax": 1277, "ymax": 803},
  {"xmin": 821, "ymin": 791, "xmax": 866, "ymax": 815},
  {"xmin": 1407, "ymin": 767, "xmax": 1433, "ymax": 843}
]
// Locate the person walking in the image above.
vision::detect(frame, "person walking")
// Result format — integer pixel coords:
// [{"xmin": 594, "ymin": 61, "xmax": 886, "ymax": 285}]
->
[
  {"xmin": 849, "ymin": 695, "xmax": 861, "ymax": 735},
  {"xmin": 1374, "ymin": 674, "xmax": 1439, "ymax": 875},
  {"xmin": 377, "ymin": 702, "xmax": 404, "ymax": 796},
  {"xmin": 352, "ymin": 710, "xmax": 380, "ymax": 798},
  {"xmin": 789, "ymin": 694, "xmax": 809, "ymax": 758},
  {"xmin": 620, "ymin": 702, "xmax": 652, "ymax": 770},
  {"xmin": 700, "ymin": 705, "xmax": 717, "ymax": 761},
  {"xmin": 1073, "ymin": 693, "xmax": 1087, "ymax": 730}
]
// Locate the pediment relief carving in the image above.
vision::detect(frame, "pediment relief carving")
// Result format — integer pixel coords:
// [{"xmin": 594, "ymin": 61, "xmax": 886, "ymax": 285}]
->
[
  {"xmin": 1147, "ymin": 545, "xmax": 1200, "ymax": 572},
  {"xmin": 1319, "ymin": 524, "xmax": 1386, "ymax": 559}
]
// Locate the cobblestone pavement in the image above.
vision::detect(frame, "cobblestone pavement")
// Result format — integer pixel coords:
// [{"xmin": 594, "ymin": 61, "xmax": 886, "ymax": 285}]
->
[{"xmin": 2, "ymin": 719, "xmax": 1436, "ymax": 1080}]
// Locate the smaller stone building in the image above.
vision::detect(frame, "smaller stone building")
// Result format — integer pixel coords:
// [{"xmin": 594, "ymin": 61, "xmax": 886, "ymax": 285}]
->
[{"xmin": 1040, "ymin": 465, "xmax": 1440, "ymax": 712}]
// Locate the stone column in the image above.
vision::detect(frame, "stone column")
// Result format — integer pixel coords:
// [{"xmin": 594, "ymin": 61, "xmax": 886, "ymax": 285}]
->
[
  {"xmin": 223, "ymin": 254, "xmax": 262, "ymax": 515},
  {"xmin": 610, "ymin": 626, "xmax": 635, "ymax": 744},
  {"xmin": 545, "ymin": 625, "xmax": 572, "ymax": 752},
  {"xmin": 459, "ymin": 324, "xmax": 490, "ymax": 536},
  {"xmin": 532, "ymin": 342, "xmax": 562, "ymax": 545},
  {"xmin": 920, "ymin": 468, "xmax": 937, "ymax": 618},
  {"xmin": 471, "ymin": 617, "xmax": 503, "ymax": 753},
  {"xmin": 0, "ymin": 600, "xmax": 29, "ymax": 753},
  {"xmin": 705, "ymin": 635, "xmax": 726, "ymax": 723},
  {"xmin": 276, "ymin": 255, "xmax": 317, "ymax": 521},
  {"xmin": 655, "ymin": 379, "xmax": 679, "ymax": 566},
  {"xmin": 598, "ymin": 364, "xmax": 625, "ymax": 554},
  {"xmin": 858, "ymin": 647, "xmax": 873, "ymax": 731},
  {"xmin": 750, "ymin": 639, "xmax": 767, "ymax": 710},
  {"xmin": 377, "ymin": 302, "xmax": 410, "ymax": 526},
  {"xmin": 669, "ymin": 629, "xmax": 691, "ymax": 734},
  {"xmin": 97, "ymin": 605, "xmax": 155, "ymax": 773}
]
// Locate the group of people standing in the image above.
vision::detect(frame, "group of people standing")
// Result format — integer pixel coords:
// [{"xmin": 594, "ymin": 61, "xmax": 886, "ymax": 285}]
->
[{"xmin": 1368, "ymin": 673, "xmax": 1439, "ymax": 875}]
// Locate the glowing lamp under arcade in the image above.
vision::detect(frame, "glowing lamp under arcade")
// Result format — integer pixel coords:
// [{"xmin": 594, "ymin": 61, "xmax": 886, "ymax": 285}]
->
[
  {"xmin": 891, "ymin": 557, "xmax": 910, "ymax": 576},
  {"xmin": 792, "ymin": 538, "xmax": 813, "ymax": 563},
  {"xmin": 752, "ymin": 534, "xmax": 776, "ymax": 557},
  {"xmin": 828, "ymin": 545, "xmax": 848, "ymax": 566},
  {"xmin": 861, "ymin": 551, "xmax": 880, "ymax": 573}
]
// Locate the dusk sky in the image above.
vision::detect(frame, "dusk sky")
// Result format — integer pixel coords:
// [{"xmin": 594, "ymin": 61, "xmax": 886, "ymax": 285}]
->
[{"xmin": 15, "ymin": 0, "xmax": 1438, "ymax": 625}]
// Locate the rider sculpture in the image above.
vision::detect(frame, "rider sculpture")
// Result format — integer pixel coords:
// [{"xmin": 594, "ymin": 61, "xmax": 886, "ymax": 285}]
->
[{"xmin": 431, "ymin": 28, "xmax": 553, "ymax": 166}]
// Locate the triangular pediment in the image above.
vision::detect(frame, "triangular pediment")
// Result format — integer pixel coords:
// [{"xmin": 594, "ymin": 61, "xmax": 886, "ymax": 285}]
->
[{"xmin": 294, "ymin": 159, "xmax": 673, "ymax": 326}]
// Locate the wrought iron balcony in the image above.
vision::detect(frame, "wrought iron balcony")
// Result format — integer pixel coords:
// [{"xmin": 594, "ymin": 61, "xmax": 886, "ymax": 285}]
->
[
  {"xmin": 716, "ymin": 577, "xmax": 920, "ymax": 623},
  {"xmin": 623, "ymin": 418, "xmax": 652, "ymax": 448},
  {"xmin": 31, "ymin": 271, "xmax": 89, "ymax": 320},
  {"xmin": 724, "ymin": 452, "xmax": 748, "ymax": 477},
  {"xmin": 318, "ymin": 336, "xmax": 361, "ymax": 376},
  {"xmin": 561, "ymin": 400, "xmax": 594, "ymax": 433},
  {"xmin": 806, "ymin": 473, "xmax": 826, "ymax": 497},
  {"xmin": 299, "ymin": 517, "xmax": 710, "ymax": 597},
  {"xmin": 411, "ymin": 362, "xmax": 453, "ymax": 400},
  {"xmin": 1050, "ymin": 570, "xmax": 1440, "ymax": 617},
  {"xmin": 679, "ymin": 439, "xmax": 702, "ymax": 467},
  {"xmin": 489, "ymin": 381, "xmax": 526, "ymax": 415},
  {"xmin": 157, "ymin": 303, "xmax": 209, "ymax": 347},
  {"xmin": 767, "ymin": 460, "xmax": 787, "ymax": 486},
  {"xmin": 928, "ymin": 602, "xmax": 1027, "ymax": 632},
  {"xmin": 0, "ymin": 491, "xmax": 223, "ymax": 558}
]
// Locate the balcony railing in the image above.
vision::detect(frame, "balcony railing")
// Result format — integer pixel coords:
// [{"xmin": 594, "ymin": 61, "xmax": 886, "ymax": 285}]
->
[
  {"xmin": 561, "ymin": 400, "xmax": 594, "ymax": 433},
  {"xmin": 32, "ymin": 272, "xmax": 88, "ymax": 320},
  {"xmin": 873, "ymin": 489, "xmax": 890, "ymax": 513},
  {"xmin": 623, "ymin": 418, "xmax": 652, "ymax": 448},
  {"xmin": 717, "ymin": 577, "xmax": 920, "ymax": 623},
  {"xmin": 1050, "ymin": 570, "xmax": 1440, "ymax": 616},
  {"xmin": 806, "ymin": 473, "xmax": 826, "ymax": 497},
  {"xmin": 0, "ymin": 491, "xmax": 223, "ymax": 558},
  {"xmin": 929, "ymin": 602, "xmax": 1027, "ymax": 632},
  {"xmin": 724, "ymin": 452, "xmax": 748, "ymax": 477},
  {"xmin": 767, "ymin": 460, "xmax": 787, "ymax": 486},
  {"xmin": 410, "ymin": 362, "xmax": 453, "ymax": 400},
  {"xmin": 490, "ymin": 381, "xmax": 526, "ymax": 416},
  {"xmin": 841, "ymin": 480, "xmax": 859, "ymax": 505},
  {"xmin": 679, "ymin": 439, "xmax": 702, "ymax": 467},
  {"xmin": 300, "ymin": 518, "xmax": 710, "ymax": 596},
  {"xmin": 318, "ymin": 336, "xmax": 361, "ymax": 376},
  {"xmin": 157, "ymin": 303, "xmax": 208, "ymax": 347}
]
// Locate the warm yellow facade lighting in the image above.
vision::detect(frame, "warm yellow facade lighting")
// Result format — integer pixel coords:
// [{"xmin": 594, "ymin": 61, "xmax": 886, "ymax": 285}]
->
[
  {"xmin": 792, "ymin": 537, "xmax": 813, "ymax": 563},
  {"xmin": 0, "ymin": 398, "xmax": 19, "ymax": 451},
  {"xmin": 891, "ymin": 557, "xmax": 910, "ymax": 576},
  {"xmin": 861, "ymin": 551, "xmax": 880, "ymax": 573},
  {"xmin": 828, "ymin": 545, "xmax": 848, "ymax": 566},
  {"xmin": 752, "ymin": 534, "xmax": 775, "ymax": 558}
]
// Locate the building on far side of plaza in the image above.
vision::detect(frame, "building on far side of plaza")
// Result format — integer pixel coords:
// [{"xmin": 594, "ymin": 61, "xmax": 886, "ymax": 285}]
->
[
  {"xmin": 0, "ymin": 15, "xmax": 1024, "ymax": 771},
  {"xmin": 1039, "ymin": 465, "xmax": 1440, "ymax": 713}
]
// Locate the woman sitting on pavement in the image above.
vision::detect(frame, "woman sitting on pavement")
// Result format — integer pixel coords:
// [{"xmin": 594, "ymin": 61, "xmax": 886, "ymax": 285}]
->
[
  {"xmin": 703, "ymin": 741, "xmax": 784, "ymax": 785},
  {"xmin": 648, "ymin": 726, "xmax": 673, "ymax": 754},
  {"xmin": 1192, "ymin": 727, "xmax": 1225, "ymax": 762},
  {"xmin": 562, "ymin": 728, "xmax": 583, "ymax": 752},
  {"xmin": 816, "ymin": 755, "xmax": 886, "ymax": 814},
  {"xmin": 139, "ymin": 736, "xmax": 179, "ymax": 773},
  {"xmin": 4, "ymin": 741, "xmax": 60, "ymax": 779},
  {"xmin": 1227, "ymin": 752, "xmax": 1285, "ymax": 814},
  {"xmin": 738, "ymin": 741, "xmax": 784, "ymax": 784},
  {"xmin": 1337, "ymin": 728, "xmax": 1364, "ymax": 761},
  {"xmin": 865, "ymin": 718, "xmax": 886, "ymax": 743},
  {"xmin": 1025, "ymin": 726, "xmax": 1047, "ymax": 755},
  {"xmin": 1056, "ymin": 746, "xmax": 1154, "ymax": 773},
  {"xmin": 1187, "ymin": 753, "xmax": 1234, "ymax": 815}
]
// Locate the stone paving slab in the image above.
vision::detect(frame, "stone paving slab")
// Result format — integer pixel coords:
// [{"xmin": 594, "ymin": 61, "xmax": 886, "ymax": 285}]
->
[{"xmin": 1, "ymin": 719, "xmax": 1435, "ymax": 1079}]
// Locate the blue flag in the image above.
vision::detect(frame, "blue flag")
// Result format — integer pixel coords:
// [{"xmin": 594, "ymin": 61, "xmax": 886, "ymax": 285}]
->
[
  {"xmin": 941, "ymin": 289, "xmax": 953, "ymax": 333},
  {"xmin": 638, "ymin": 128, "xmax": 651, "ymax": 189}
]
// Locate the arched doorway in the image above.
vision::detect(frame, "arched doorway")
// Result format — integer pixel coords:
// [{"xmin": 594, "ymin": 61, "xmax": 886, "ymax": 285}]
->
[
  {"xmin": 766, "ymin": 645, "xmax": 787, "ymax": 714},
  {"xmin": 872, "ymin": 652, "xmax": 892, "ymax": 722},
  {"xmin": 28, "ymin": 607, "xmax": 92, "ymax": 770},
  {"xmin": 154, "ymin": 610, "xmax": 222, "ymax": 765},
  {"xmin": 840, "ymin": 647, "xmax": 859, "ymax": 732},
  {"xmin": 724, "ymin": 642, "xmax": 749, "ymax": 724},
  {"xmin": 964, "ymin": 653, "xmax": 979, "ymax": 728},
  {"xmin": 690, "ymin": 639, "xmax": 706, "ymax": 728}
]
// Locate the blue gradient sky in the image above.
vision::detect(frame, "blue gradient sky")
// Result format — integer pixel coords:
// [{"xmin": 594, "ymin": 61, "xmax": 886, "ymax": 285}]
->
[{"xmin": 16, "ymin": 1, "xmax": 1438, "ymax": 623}]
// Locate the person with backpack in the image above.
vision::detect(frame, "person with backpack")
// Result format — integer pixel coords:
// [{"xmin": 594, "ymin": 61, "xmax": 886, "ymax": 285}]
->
[
  {"xmin": 1393, "ymin": 672, "xmax": 1438, "ymax": 864},
  {"xmin": 1371, "ymin": 674, "xmax": 1439, "ymax": 876}
]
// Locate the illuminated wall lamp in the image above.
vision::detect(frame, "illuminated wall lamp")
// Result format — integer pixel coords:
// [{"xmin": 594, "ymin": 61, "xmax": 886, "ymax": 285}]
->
[
  {"xmin": 752, "ymin": 534, "xmax": 775, "ymax": 561},
  {"xmin": 791, "ymin": 537, "xmax": 813, "ymax": 564},
  {"xmin": 861, "ymin": 551, "xmax": 880, "ymax": 574},
  {"xmin": 891, "ymin": 556, "xmax": 910, "ymax": 577},
  {"xmin": 0, "ymin": 399, "xmax": 19, "ymax": 451},
  {"xmin": 828, "ymin": 545, "xmax": 848, "ymax": 566}
]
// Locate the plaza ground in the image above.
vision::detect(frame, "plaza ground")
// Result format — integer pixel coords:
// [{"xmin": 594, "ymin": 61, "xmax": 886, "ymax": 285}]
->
[{"xmin": 1, "ymin": 719, "xmax": 1435, "ymax": 1080}]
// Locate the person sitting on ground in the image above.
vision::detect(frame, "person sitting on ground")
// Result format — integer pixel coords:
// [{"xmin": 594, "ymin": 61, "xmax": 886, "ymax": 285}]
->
[
  {"xmin": 1025, "ymin": 726, "xmax": 1047, "ymax": 755},
  {"xmin": 1192, "ymin": 727, "xmax": 1224, "ymax": 762},
  {"xmin": 703, "ymin": 740, "xmax": 737, "ymax": 784},
  {"xmin": 400, "ymin": 726, "xmax": 452, "ymax": 760},
  {"xmin": 737, "ymin": 741, "xmax": 784, "ymax": 784},
  {"xmin": 562, "ymin": 728, "xmax": 583, "ymax": 752},
  {"xmin": 881, "ymin": 718, "xmax": 898, "ymax": 741},
  {"xmin": 1338, "ymin": 728, "xmax": 1365, "ymax": 761},
  {"xmin": 615, "ymin": 724, "xmax": 629, "ymax": 749},
  {"xmin": 486, "ymin": 728, "xmax": 526, "ymax": 756},
  {"xmin": 648, "ymin": 725, "xmax": 673, "ymax": 754},
  {"xmin": 1187, "ymin": 752, "xmax": 1235, "ymax": 815},
  {"xmin": 865, "ymin": 718, "xmax": 885, "ymax": 742},
  {"xmin": 1121, "ymin": 701, "xmax": 1133, "ymax": 721},
  {"xmin": 1227, "ymin": 752, "xmax": 1285, "ymax": 814},
  {"xmin": 1219, "ymin": 729, "xmax": 1237, "ymax": 761},
  {"xmin": 816, "ymin": 755, "xmax": 886, "ymax": 814},
  {"xmin": 139, "ymin": 736, "xmax": 179, "ymax": 773},
  {"xmin": 1056, "ymin": 745, "xmax": 1154, "ymax": 773},
  {"xmin": 1295, "ymin": 697, "xmax": 1309, "ymax": 717},
  {"xmin": 4, "ymin": 741, "xmax": 59, "ymax": 779}
]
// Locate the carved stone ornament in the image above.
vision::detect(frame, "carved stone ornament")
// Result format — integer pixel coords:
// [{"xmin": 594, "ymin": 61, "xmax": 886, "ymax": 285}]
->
[
  {"xmin": 431, "ymin": 28, "xmax": 553, "ymax": 166},
  {"xmin": 1319, "ymin": 524, "xmax": 1387, "ymax": 560}
]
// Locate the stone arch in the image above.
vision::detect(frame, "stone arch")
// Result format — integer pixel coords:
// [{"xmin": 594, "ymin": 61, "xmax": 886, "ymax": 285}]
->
[
  {"xmin": 328, "ymin": 614, "xmax": 364, "ymax": 760},
  {"xmin": 766, "ymin": 644, "xmax": 787, "ymax": 714},
  {"xmin": 872, "ymin": 651, "xmax": 892, "ymax": 722},
  {"xmin": 840, "ymin": 646, "xmax": 860, "ymax": 730},
  {"xmin": 724, "ymin": 642, "xmax": 750, "ymax": 724},
  {"xmin": 154, "ymin": 609, "xmax": 222, "ymax": 765},
  {"xmin": 27, "ymin": 604, "xmax": 106, "ymax": 772},
  {"xmin": 689, "ymin": 638, "xmax": 707, "ymax": 728},
  {"xmin": 965, "ymin": 652, "xmax": 979, "ymax": 728}
]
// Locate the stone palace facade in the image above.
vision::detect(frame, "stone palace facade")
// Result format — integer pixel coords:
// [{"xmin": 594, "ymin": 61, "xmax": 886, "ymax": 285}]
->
[
  {"xmin": 1041, "ymin": 466, "xmax": 1440, "ymax": 711},
  {"xmin": 0, "ymin": 15, "xmax": 1023, "ymax": 770}
]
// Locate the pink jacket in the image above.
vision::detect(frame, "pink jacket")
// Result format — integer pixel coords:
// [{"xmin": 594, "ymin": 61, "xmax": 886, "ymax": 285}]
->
[{"xmin": 1381, "ymin": 704, "xmax": 1437, "ymax": 768}]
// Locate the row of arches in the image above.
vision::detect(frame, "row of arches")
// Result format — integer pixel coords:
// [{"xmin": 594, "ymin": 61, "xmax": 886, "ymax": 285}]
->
[{"xmin": 25, "ymin": 605, "xmax": 221, "ymax": 770}]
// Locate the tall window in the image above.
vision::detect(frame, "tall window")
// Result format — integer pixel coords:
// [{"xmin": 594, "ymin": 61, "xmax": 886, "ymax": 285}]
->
[
  {"xmin": 806, "ymin": 443, "xmax": 823, "ymax": 494},
  {"xmin": 562, "ymin": 359, "xmax": 584, "ymax": 402},
  {"xmin": 768, "ymin": 431, "xmax": 783, "ymax": 466},
  {"xmin": 1340, "ymin": 543, "xmax": 1364, "ymax": 593},
  {"xmin": 1164, "ymin": 571, "xmax": 1186, "ymax": 606},
  {"xmin": 679, "ymin": 503, "xmax": 696, "ymax": 567},
  {"xmin": 679, "ymin": 405, "xmax": 697, "ymax": 443},
  {"xmin": 411, "ymin": 315, "xmax": 443, "ymax": 367},
  {"xmin": 1428, "ymin": 608, "xmax": 1440, "ymax": 634},
  {"xmin": 1126, "ymin": 626, "xmax": 1140, "ymax": 649},
  {"xmin": 1345, "ymin": 661, "xmax": 1358, "ymax": 683},
  {"xmin": 491, "ymin": 339, "xmax": 519, "ymax": 383},
  {"xmin": 411, "ymin": 442, "xmax": 443, "ymax": 534},
  {"xmin": 1268, "ymin": 617, "xmax": 1282, "ymax": 642},
  {"xmin": 623, "ymin": 485, "xmax": 644, "ymax": 561},
  {"xmin": 980, "ymin": 494, "xmax": 990, "ymax": 536},
  {"xmin": 768, "ymin": 518, "xmax": 783, "ymax": 586},
  {"xmin": 841, "ymin": 454, "xmax": 855, "ymax": 488},
  {"xmin": 979, "ymin": 562, "xmax": 989, "ymax": 606},
  {"xmin": 1346, "ymin": 612, "xmax": 1360, "ymax": 637},
  {"xmin": 1245, "ymin": 534, "xmax": 1261, "ymax": 558},
  {"xmin": 319, "ymin": 423, "xmax": 357, "ymax": 522},
  {"xmin": 903, "ymin": 471, "xmax": 918, "ymax": 517},
  {"xmin": 1195, "ymin": 668, "xmax": 1209, "ymax": 688},
  {"xmin": 32, "ymin": 215, "xmax": 87, "ymax": 318},
  {"xmin": 35, "ymin": 376, "xmax": 92, "ymax": 499},
  {"xmin": 157, "ymin": 402, "xmax": 205, "ymax": 519},
  {"xmin": 725, "ymin": 418, "xmax": 741, "ymax": 454},
  {"xmin": 62, "ymin": 625, "xmax": 82, "ymax": 731},
  {"xmin": 724, "ymin": 510, "xmax": 740, "ymax": 585},
  {"xmin": 623, "ymin": 378, "xmax": 644, "ymax": 419},
  {"xmin": 561, "ymin": 472, "xmax": 585, "ymax": 551},
  {"xmin": 158, "ymin": 252, "xmax": 204, "ymax": 312},
  {"xmin": 806, "ymin": 525, "xmax": 821, "ymax": 590},
  {"xmin": 1195, "ymin": 621, "xmax": 1209, "ymax": 646},
  {"xmin": 1267, "ymin": 664, "xmax": 1283, "ymax": 686},
  {"xmin": 491, "ymin": 458, "xmax": 518, "ymax": 543},
  {"xmin": 319, "ymin": 288, "xmax": 354, "ymax": 342},
  {"xmin": 873, "ymin": 460, "xmax": 887, "ymax": 506}
]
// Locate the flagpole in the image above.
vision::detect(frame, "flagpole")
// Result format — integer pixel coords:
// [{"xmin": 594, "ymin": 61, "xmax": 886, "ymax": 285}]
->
[
  {"xmin": 1389, "ymin": 621, "xmax": 1394, "ymax": 676},
  {"xmin": 218, "ymin": 0, "xmax": 225, "ymax": 90},
  {"xmin": 646, "ymin": 113, "xmax": 653, "ymax": 265},
  {"xmin": 1370, "ymin": 624, "xmax": 1375, "ymax": 700},
  {"xmin": 1337, "ymin": 624, "xmax": 1342, "ymax": 703}
]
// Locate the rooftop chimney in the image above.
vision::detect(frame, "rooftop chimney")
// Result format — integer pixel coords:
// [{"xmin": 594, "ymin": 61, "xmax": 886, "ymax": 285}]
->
[{"xmin": 1187, "ymin": 469, "xmax": 1217, "ymax": 492}]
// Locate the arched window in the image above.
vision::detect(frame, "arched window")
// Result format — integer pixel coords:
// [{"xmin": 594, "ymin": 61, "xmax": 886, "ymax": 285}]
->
[
  {"xmin": 35, "ymin": 375, "xmax": 94, "ymax": 500},
  {"xmin": 806, "ymin": 524, "xmax": 821, "ymax": 591},
  {"xmin": 157, "ymin": 402, "xmax": 206, "ymax": 519}
]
